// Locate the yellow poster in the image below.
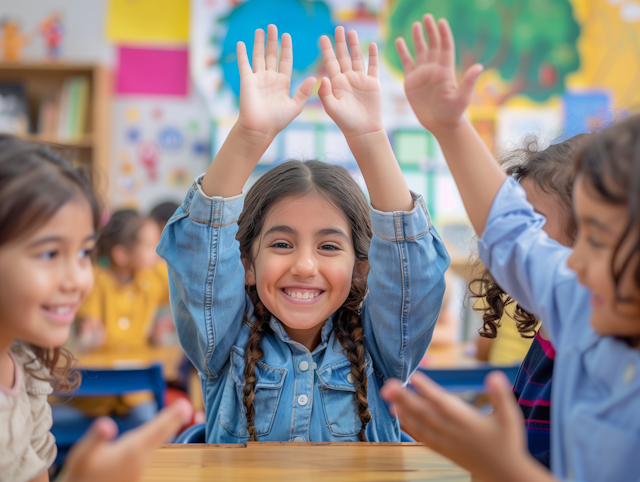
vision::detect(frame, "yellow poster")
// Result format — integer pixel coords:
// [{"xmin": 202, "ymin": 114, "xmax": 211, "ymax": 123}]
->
[{"xmin": 106, "ymin": 0, "xmax": 190, "ymax": 43}]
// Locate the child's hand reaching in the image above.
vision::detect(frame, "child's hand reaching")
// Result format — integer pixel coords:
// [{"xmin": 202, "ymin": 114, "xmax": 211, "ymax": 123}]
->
[
  {"xmin": 237, "ymin": 24, "xmax": 316, "ymax": 139},
  {"xmin": 318, "ymin": 27, "xmax": 383, "ymax": 140},
  {"xmin": 59, "ymin": 399, "xmax": 192, "ymax": 482},
  {"xmin": 395, "ymin": 15, "xmax": 483, "ymax": 134},
  {"xmin": 381, "ymin": 371, "xmax": 554, "ymax": 482}
]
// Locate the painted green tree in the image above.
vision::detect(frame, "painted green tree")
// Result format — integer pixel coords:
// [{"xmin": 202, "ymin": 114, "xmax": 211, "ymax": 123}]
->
[{"xmin": 384, "ymin": 0, "xmax": 581, "ymax": 103}]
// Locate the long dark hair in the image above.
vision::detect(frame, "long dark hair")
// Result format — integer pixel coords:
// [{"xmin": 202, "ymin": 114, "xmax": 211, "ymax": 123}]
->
[
  {"xmin": 95, "ymin": 209, "xmax": 145, "ymax": 263},
  {"xmin": 470, "ymin": 134, "xmax": 588, "ymax": 338},
  {"xmin": 0, "ymin": 135, "xmax": 100, "ymax": 391},
  {"xmin": 575, "ymin": 114, "xmax": 640, "ymax": 300},
  {"xmin": 237, "ymin": 160, "xmax": 372, "ymax": 441}
]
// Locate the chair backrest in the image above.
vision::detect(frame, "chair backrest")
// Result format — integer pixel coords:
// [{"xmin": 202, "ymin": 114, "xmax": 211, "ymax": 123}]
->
[
  {"xmin": 58, "ymin": 364, "xmax": 165, "ymax": 409},
  {"xmin": 418, "ymin": 365, "xmax": 520, "ymax": 393},
  {"xmin": 176, "ymin": 422, "xmax": 206, "ymax": 443}
]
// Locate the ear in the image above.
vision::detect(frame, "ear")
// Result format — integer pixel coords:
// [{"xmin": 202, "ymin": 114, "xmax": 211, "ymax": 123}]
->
[
  {"xmin": 110, "ymin": 245, "xmax": 130, "ymax": 267},
  {"xmin": 242, "ymin": 257, "xmax": 256, "ymax": 286},
  {"xmin": 353, "ymin": 259, "xmax": 370, "ymax": 281}
]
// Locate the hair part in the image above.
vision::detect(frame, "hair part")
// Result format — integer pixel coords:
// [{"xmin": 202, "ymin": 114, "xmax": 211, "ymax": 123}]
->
[
  {"xmin": 575, "ymin": 114, "xmax": 640, "ymax": 300},
  {"xmin": 236, "ymin": 160, "xmax": 372, "ymax": 441},
  {"xmin": 470, "ymin": 134, "xmax": 589, "ymax": 338},
  {"xmin": 0, "ymin": 134, "xmax": 100, "ymax": 391}
]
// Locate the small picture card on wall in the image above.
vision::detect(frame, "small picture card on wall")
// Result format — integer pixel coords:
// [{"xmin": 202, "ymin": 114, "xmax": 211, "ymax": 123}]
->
[{"xmin": 116, "ymin": 46, "xmax": 189, "ymax": 96}]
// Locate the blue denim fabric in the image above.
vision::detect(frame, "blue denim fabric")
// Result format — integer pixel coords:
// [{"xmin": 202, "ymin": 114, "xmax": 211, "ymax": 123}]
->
[
  {"xmin": 479, "ymin": 178, "xmax": 640, "ymax": 482},
  {"xmin": 158, "ymin": 174, "xmax": 449, "ymax": 443}
]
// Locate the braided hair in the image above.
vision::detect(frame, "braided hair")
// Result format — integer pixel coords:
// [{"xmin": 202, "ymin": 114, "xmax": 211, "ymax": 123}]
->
[{"xmin": 236, "ymin": 160, "xmax": 372, "ymax": 441}]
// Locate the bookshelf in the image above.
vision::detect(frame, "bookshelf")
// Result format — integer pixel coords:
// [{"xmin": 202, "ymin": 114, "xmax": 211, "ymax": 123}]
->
[{"xmin": 0, "ymin": 62, "xmax": 111, "ymax": 202}]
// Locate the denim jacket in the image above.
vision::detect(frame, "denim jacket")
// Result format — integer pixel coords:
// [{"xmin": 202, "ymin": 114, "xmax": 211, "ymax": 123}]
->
[
  {"xmin": 480, "ymin": 178, "xmax": 640, "ymax": 482},
  {"xmin": 158, "ymin": 174, "xmax": 449, "ymax": 443}
]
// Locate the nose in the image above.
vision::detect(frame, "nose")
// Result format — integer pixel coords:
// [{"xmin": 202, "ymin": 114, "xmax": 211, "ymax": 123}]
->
[
  {"xmin": 291, "ymin": 246, "xmax": 318, "ymax": 278},
  {"xmin": 60, "ymin": 256, "xmax": 89, "ymax": 293}
]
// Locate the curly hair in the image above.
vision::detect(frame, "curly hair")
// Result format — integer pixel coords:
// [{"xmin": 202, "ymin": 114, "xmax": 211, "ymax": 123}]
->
[
  {"xmin": 0, "ymin": 135, "xmax": 101, "ymax": 391},
  {"xmin": 236, "ymin": 160, "xmax": 372, "ymax": 441},
  {"xmin": 470, "ymin": 134, "xmax": 589, "ymax": 339}
]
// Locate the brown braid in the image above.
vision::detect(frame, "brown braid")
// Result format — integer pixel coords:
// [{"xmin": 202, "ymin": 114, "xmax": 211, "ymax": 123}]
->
[
  {"xmin": 235, "ymin": 160, "xmax": 373, "ymax": 442},
  {"xmin": 241, "ymin": 286, "xmax": 272, "ymax": 441}
]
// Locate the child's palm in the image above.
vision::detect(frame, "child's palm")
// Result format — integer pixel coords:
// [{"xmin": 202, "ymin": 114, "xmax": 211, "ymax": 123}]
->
[
  {"xmin": 236, "ymin": 26, "xmax": 316, "ymax": 139},
  {"xmin": 319, "ymin": 29, "xmax": 384, "ymax": 139},
  {"xmin": 396, "ymin": 16, "xmax": 483, "ymax": 133}
]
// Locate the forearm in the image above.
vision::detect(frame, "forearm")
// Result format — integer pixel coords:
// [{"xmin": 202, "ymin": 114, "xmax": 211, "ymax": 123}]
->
[
  {"xmin": 432, "ymin": 118, "xmax": 506, "ymax": 236},
  {"xmin": 346, "ymin": 130, "xmax": 414, "ymax": 212},
  {"xmin": 201, "ymin": 123, "xmax": 274, "ymax": 198}
]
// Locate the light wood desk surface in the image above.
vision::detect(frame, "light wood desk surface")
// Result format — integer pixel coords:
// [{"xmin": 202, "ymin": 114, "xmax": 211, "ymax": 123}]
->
[
  {"xmin": 72, "ymin": 343, "xmax": 184, "ymax": 381},
  {"xmin": 141, "ymin": 442, "xmax": 470, "ymax": 482}
]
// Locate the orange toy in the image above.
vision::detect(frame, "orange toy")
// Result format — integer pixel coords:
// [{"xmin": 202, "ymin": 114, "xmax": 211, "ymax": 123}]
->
[{"xmin": 1, "ymin": 20, "xmax": 29, "ymax": 62}]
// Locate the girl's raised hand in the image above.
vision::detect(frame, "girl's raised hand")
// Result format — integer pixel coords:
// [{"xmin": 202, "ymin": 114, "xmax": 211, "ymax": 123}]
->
[
  {"xmin": 237, "ymin": 25, "xmax": 316, "ymax": 139},
  {"xmin": 319, "ymin": 27, "xmax": 384, "ymax": 140},
  {"xmin": 395, "ymin": 15, "xmax": 483, "ymax": 134}
]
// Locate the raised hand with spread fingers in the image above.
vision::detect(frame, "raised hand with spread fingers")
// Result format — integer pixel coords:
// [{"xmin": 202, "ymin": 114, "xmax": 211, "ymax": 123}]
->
[
  {"xmin": 201, "ymin": 24, "xmax": 316, "ymax": 198},
  {"xmin": 318, "ymin": 27, "xmax": 413, "ymax": 213}
]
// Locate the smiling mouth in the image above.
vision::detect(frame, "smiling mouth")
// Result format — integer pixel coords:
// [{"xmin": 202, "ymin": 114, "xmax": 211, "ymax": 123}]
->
[
  {"xmin": 41, "ymin": 304, "xmax": 78, "ymax": 323},
  {"xmin": 282, "ymin": 288, "xmax": 324, "ymax": 300}
]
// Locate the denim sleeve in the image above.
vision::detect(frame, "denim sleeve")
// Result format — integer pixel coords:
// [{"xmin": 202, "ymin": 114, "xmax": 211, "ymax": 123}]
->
[
  {"xmin": 362, "ymin": 193, "xmax": 449, "ymax": 383},
  {"xmin": 478, "ymin": 178, "xmax": 590, "ymax": 347},
  {"xmin": 157, "ymin": 175, "xmax": 247, "ymax": 378}
]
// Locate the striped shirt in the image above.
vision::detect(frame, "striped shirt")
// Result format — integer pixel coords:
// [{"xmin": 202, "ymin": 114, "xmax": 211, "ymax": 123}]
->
[{"xmin": 512, "ymin": 331, "xmax": 555, "ymax": 468}]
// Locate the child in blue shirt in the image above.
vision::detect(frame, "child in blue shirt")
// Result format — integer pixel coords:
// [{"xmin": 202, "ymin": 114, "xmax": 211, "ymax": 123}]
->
[
  {"xmin": 158, "ymin": 25, "xmax": 449, "ymax": 443},
  {"xmin": 381, "ymin": 14, "xmax": 640, "ymax": 482}
]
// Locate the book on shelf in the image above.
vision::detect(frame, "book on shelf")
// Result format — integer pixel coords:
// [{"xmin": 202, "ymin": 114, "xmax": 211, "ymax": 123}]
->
[
  {"xmin": 0, "ymin": 84, "xmax": 28, "ymax": 135},
  {"xmin": 38, "ymin": 76, "xmax": 90, "ymax": 142}
]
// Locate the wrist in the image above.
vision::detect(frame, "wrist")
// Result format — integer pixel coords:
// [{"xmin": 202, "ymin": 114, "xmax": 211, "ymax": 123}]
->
[
  {"xmin": 231, "ymin": 122, "xmax": 276, "ymax": 152},
  {"xmin": 345, "ymin": 128, "xmax": 389, "ymax": 149},
  {"xmin": 428, "ymin": 117, "xmax": 472, "ymax": 144}
]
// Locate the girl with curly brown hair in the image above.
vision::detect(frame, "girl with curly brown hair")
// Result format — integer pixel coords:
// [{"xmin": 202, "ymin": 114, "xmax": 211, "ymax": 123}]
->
[{"xmin": 158, "ymin": 25, "xmax": 449, "ymax": 443}]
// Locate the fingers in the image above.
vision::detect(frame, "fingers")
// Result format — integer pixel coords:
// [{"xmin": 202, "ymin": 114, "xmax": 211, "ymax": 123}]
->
[
  {"xmin": 320, "ymin": 35, "xmax": 341, "ymax": 78},
  {"xmin": 395, "ymin": 38, "xmax": 415, "ymax": 75},
  {"xmin": 66, "ymin": 417, "xmax": 118, "ymax": 464},
  {"xmin": 265, "ymin": 24, "xmax": 278, "ymax": 71},
  {"xmin": 485, "ymin": 371, "xmax": 522, "ymax": 429},
  {"xmin": 292, "ymin": 76, "xmax": 317, "ymax": 110},
  {"xmin": 411, "ymin": 21, "xmax": 428, "ymax": 64},
  {"xmin": 334, "ymin": 26, "xmax": 353, "ymax": 72},
  {"xmin": 438, "ymin": 18, "xmax": 455, "ymax": 69},
  {"xmin": 347, "ymin": 30, "xmax": 365, "ymax": 72},
  {"xmin": 423, "ymin": 14, "xmax": 440, "ymax": 63},
  {"xmin": 120, "ymin": 398, "xmax": 192, "ymax": 451},
  {"xmin": 252, "ymin": 28, "xmax": 265, "ymax": 72},
  {"xmin": 458, "ymin": 63, "xmax": 484, "ymax": 106},
  {"xmin": 279, "ymin": 32, "xmax": 293, "ymax": 77},
  {"xmin": 367, "ymin": 42, "xmax": 379, "ymax": 78},
  {"xmin": 236, "ymin": 41, "xmax": 252, "ymax": 78}
]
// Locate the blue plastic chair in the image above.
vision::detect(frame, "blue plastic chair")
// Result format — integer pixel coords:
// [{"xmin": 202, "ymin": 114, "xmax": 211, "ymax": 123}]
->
[
  {"xmin": 176, "ymin": 422, "xmax": 206, "ymax": 443},
  {"xmin": 418, "ymin": 364, "xmax": 520, "ymax": 393},
  {"xmin": 51, "ymin": 364, "xmax": 166, "ymax": 465}
]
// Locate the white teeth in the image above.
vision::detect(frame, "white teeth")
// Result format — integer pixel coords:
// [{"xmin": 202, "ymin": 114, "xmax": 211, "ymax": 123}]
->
[
  {"xmin": 55, "ymin": 307, "xmax": 70, "ymax": 314},
  {"xmin": 284, "ymin": 290, "xmax": 320, "ymax": 299},
  {"xmin": 302, "ymin": 292, "xmax": 309, "ymax": 300}
]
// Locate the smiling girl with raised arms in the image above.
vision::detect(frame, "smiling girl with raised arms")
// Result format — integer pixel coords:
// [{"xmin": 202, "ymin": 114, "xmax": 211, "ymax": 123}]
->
[{"xmin": 158, "ymin": 24, "xmax": 449, "ymax": 443}]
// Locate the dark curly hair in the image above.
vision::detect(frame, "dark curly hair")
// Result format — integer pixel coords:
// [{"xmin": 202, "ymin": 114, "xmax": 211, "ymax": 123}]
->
[
  {"xmin": 470, "ymin": 133, "xmax": 589, "ymax": 339},
  {"xmin": 0, "ymin": 135, "xmax": 100, "ymax": 391},
  {"xmin": 237, "ymin": 160, "xmax": 372, "ymax": 441}
]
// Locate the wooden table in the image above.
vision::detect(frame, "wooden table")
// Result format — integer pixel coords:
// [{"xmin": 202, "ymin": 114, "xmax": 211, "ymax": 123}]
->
[
  {"xmin": 141, "ymin": 443, "xmax": 470, "ymax": 482},
  {"xmin": 72, "ymin": 342, "xmax": 185, "ymax": 381}
]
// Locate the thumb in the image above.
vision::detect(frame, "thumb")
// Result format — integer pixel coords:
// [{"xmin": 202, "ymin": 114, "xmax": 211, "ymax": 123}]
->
[
  {"xmin": 457, "ymin": 63, "xmax": 483, "ymax": 107},
  {"xmin": 292, "ymin": 76, "xmax": 317, "ymax": 110},
  {"xmin": 485, "ymin": 371, "xmax": 522, "ymax": 429},
  {"xmin": 64, "ymin": 417, "xmax": 118, "ymax": 473},
  {"xmin": 317, "ymin": 77, "xmax": 339, "ymax": 114}
]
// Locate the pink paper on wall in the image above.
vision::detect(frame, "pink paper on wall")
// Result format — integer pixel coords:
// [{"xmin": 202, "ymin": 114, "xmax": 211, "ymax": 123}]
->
[{"xmin": 116, "ymin": 46, "xmax": 188, "ymax": 96}]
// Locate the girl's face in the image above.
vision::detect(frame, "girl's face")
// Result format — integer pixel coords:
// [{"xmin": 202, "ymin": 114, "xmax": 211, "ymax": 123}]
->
[
  {"xmin": 568, "ymin": 176, "xmax": 640, "ymax": 338},
  {"xmin": 245, "ymin": 192, "xmax": 359, "ymax": 340},
  {"xmin": 111, "ymin": 219, "xmax": 161, "ymax": 272},
  {"xmin": 0, "ymin": 198, "xmax": 95, "ymax": 348}
]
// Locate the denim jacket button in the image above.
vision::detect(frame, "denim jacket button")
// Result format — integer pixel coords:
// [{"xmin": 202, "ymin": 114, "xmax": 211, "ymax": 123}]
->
[
  {"xmin": 293, "ymin": 436, "xmax": 305, "ymax": 442},
  {"xmin": 347, "ymin": 373, "xmax": 355, "ymax": 384},
  {"xmin": 297, "ymin": 394, "xmax": 309, "ymax": 406},
  {"xmin": 299, "ymin": 361, "xmax": 309, "ymax": 372}
]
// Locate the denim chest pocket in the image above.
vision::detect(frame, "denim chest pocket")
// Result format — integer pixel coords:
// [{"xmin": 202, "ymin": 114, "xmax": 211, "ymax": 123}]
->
[
  {"xmin": 571, "ymin": 411, "xmax": 640, "ymax": 481},
  {"xmin": 217, "ymin": 346, "xmax": 287, "ymax": 438},
  {"xmin": 316, "ymin": 356, "xmax": 374, "ymax": 437}
]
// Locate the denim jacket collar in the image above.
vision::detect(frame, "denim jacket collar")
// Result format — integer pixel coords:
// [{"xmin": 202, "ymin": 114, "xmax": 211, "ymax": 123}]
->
[{"xmin": 268, "ymin": 315, "xmax": 335, "ymax": 356}]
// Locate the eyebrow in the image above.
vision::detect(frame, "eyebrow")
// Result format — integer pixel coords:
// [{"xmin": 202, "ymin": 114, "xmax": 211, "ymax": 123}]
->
[
  {"xmin": 582, "ymin": 215, "xmax": 613, "ymax": 234},
  {"xmin": 263, "ymin": 225, "xmax": 349, "ymax": 241},
  {"xmin": 28, "ymin": 233, "xmax": 97, "ymax": 248}
]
